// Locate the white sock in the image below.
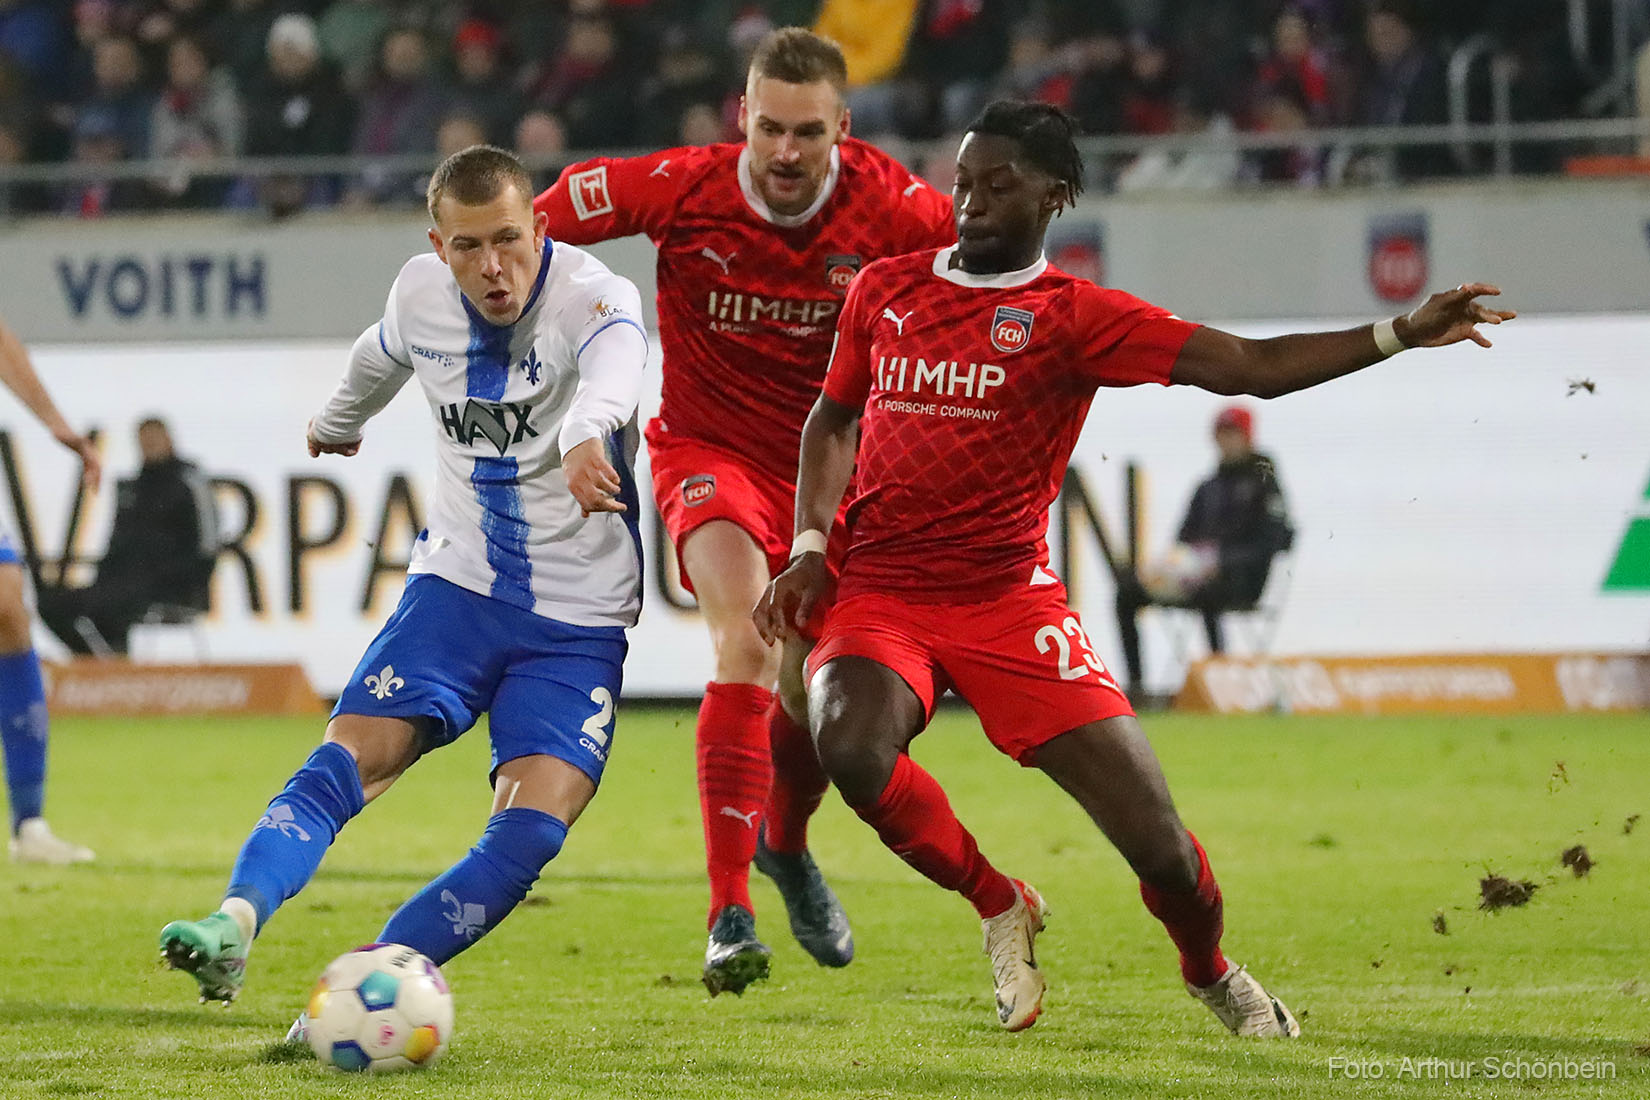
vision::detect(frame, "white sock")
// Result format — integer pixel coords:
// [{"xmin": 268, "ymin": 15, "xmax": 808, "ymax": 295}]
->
[{"xmin": 220, "ymin": 897, "xmax": 257, "ymax": 947}]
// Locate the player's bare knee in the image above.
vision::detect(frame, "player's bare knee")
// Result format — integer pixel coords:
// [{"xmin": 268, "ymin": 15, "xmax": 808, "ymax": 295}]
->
[
  {"xmin": 812, "ymin": 710, "xmax": 894, "ymax": 805},
  {"xmin": 710, "ymin": 624, "xmax": 779, "ymax": 685},
  {"xmin": 1129, "ymin": 827, "xmax": 1200, "ymax": 893}
]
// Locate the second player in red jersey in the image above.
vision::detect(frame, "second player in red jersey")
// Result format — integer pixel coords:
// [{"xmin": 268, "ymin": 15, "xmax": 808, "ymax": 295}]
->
[
  {"xmin": 758, "ymin": 101, "xmax": 1513, "ymax": 1036},
  {"xmin": 534, "ymin": 29, "xmax": 955, "ymax": 996}
]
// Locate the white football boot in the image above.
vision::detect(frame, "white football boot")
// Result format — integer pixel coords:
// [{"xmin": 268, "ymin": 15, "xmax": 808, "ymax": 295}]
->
[
  {"xmin": 981, "ymin": 880, "xmax": 1047, "ymax": 1031},
  {"xmin": 8, "ymin": 818, "xmax": 95, "ymax": 864},
  {"xmin": 1189, "ymin": 963, "xmax": 1301, "ymax": 1037}
]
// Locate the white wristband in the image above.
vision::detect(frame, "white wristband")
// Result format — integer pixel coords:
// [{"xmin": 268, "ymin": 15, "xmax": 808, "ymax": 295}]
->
[
  {"xmin": 1372, "ymin": 317, "xmax": 1407, "ymax": 358},
  {"xmin": 790, "ymin": 529, "xmax": 827, "ymax": 559}
]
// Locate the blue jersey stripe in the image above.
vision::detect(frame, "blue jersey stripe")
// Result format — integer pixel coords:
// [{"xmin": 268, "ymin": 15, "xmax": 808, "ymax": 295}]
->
[
  {"xmin": 471, "ymin": 455, "xmax": 535, "ymax": 610},
  {"xmin": 465, "ymin": 304, "xmax": 533, "ymax": 609},
  {"xmin": 609, "ymin": 425, "xmax": 644, "ymax": 612},
  {"xmin": 577, "ymin": 317, "xmax": 647, "ymax": 359}
]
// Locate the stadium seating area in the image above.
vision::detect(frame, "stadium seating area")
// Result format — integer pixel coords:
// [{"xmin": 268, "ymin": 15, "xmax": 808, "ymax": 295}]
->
[{"xmin": 0, "ymin": 0, "xmax": 1641, "ymax": 216}]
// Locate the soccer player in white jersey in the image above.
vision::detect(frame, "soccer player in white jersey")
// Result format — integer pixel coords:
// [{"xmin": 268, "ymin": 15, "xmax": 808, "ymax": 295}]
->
[
  {"xmin": 158, "ymin": 146, "xmax": 649, "ymax": 1006},
  {"xmin": 0, "ymin": 316, "xmax": 101, "ymax": 864}
]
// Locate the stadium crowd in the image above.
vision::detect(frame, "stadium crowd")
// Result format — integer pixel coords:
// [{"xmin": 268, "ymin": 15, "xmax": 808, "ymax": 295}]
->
[{"xmin": 0, "ymin": 0, "xmax": 1614, "ymax": 216}]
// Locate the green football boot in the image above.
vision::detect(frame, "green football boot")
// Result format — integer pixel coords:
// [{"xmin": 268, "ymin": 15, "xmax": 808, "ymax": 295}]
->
[{"xmin": 158, "ymin": 911, "xmax": 248, "ymax": 1004}]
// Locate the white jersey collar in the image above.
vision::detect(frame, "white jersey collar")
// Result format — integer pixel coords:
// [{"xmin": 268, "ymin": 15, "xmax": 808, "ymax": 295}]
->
[
  {"xmin": 737, "ymin": 144, "xmax": 841, "ymax": 227},
  {"xmin": 931, "ymin": 245, "xmax": 1048, "ymax": 288}
]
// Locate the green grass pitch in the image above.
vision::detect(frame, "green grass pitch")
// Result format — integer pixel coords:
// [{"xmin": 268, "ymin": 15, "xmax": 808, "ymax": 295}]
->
[{"xmin": 3, "ymin": 708, "xmax": 1648, "ymax": 1098}]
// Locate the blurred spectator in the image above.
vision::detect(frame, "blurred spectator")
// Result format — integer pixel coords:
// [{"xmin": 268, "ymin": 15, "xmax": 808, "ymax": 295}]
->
[
  {"xmin": 902, "ymin": 0, "xmax": 1012, "ymax": 137},
  {"xmin": 1067, "ymin": 26, "xmax": 1129, "ymax": 134},
  {"xmin": 0, "ymin": 0, "xmax": 69, "ymax": 97},
  {"xmin": 525, "ymin": 14, "xmax": 635, "ymax": 149},
  {"xmin": 210, "ymin": 0, "xmax": 283, "ymax": 92},
  {"xmin": 55, "ymin": 104, "xmax": 148, "ymax": 216},
  {"xmin": 350, "ymin": 25, "xmax": 448, "ymax": 205},
  {"xmin": 447, "ymin": 18, "xmax": 522, "ymax": 147},
  {"xmin": 80, "ymin": 35, "xmax": 153, "ymax": 159},
  {"xmin": 1352, "ymin": 0, "xmax": 1451, "ymax": 180},
  {"xmin": 1121, "ymin": 30, "xmax": 1178, "ymax": 135},
  {"xmin": 434, "ymin": 112, "xmax": 486, "ymax": 160},
  {"xmin": 816, "ymin": 0, "xmax": 920, "ymax": 135},
  {"xmin": 0, "ymin": 111, "xmax": 34, "ymax": 216},
  {"xmin": 512, "ymin": 107, "xmax": 566, "ymax": 192},
  {"xmin": 1252, "ymin": 6, "xmax": 1335, "ymax": 125},
  {"xmin": 1116, "ymin": 91, "xmax": 1240, "ymax": 191},
  {"xmin": 677, "ymin": 100, "xmax": 727, "ymax": 145},
  {"xmin": 38, "ymin": 417, "xmax": 218, "ymax": 657},
  {"xmin": 243, "ymin": 13, "xmax": 352, "ymax": 217},
  {"xmin": 317, "ymin": 0, "xmax": 390, "ymax": 95},
  {"xmin": 995, "ymin": 21, "xmax": 1076, "ymax": 109},
  {"xmin": 635, "ymin": 24, "xmax": 730, "ymax": 148},
  {"xmin": 128, "ymin": 0, "xmax": 216, "ymax": 68},
  {"xmin": 148, "ymin": 34, "xmax": 243, "ymax": 207},
  {"xmin": 1639, "ymin": 39, "xmax": 1650, "ymax": 159},
  {"xmin": 1246, "ymin": 77, "xmax": 1325, "ymax": 186}
]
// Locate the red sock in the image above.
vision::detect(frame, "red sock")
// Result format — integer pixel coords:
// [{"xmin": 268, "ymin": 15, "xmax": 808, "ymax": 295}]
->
[
  {"xmin": 850, "ymin": 753, "xmax": 1016, "ymax": 919},
  {"xmin": 761, "ymin": 700, "xmax": 827, "ymax": 855},
  {"xmin": 1139, "ymin": 831, "xmax": 1229, "ymax": 987},
  {"xmin": 696, "ymin": 681, "xmax": 774, "ymax": 927}
]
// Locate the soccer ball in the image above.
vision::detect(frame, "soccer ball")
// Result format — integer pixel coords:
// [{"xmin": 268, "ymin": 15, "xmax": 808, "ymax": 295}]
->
[
  {"xmin": 1142, "ymin": 542, "xmax": 1219, "ymax": 602},
  {"xmin": 304, "ymin": 943, "xmax": 454, "ymax": 1072}
]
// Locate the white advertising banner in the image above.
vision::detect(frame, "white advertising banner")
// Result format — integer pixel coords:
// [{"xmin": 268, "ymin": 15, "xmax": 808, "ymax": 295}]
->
[{"xmin": 6, "ymin": 313, "xmax": 1648, "ymax": 697}]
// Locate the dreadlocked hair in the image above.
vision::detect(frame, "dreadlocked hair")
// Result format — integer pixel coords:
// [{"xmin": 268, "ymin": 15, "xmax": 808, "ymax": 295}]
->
[{"xmin": 965, "ymin": 100, "xmax": 1085, "ymax": 208}]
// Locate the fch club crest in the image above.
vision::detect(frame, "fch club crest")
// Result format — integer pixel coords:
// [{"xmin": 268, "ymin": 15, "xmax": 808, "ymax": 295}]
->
[
  {"xmin": 990, "ymin": 306, "xmax": 1035, "ymax": 354},
  {"xmin": 824, "ymin": 254, "xmax": 862, "ymax": 292},
  {"xmin": 1367, "ymin": 212, "xmax": 1429, "ymax": 303}
]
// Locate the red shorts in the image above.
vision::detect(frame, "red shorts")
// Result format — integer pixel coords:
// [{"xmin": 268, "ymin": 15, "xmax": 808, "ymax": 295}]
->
[
  {"xmin": 806, "ymin": 581, "xmax": 1134, "ymax": 764},
  {"xmin": 645, "ymin": 419, "xmax": 847, "ymax": 596}
]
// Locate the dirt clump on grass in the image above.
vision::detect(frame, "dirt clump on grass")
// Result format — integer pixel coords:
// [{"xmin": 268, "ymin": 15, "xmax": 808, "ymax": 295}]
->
[
  {"xmin": 1478, "ymin": 874, "xmax": 1538, "ymax": 911},
  {"xmin": 1560, "ymin": 845, "xmax": 1594, "ymax": 878}
]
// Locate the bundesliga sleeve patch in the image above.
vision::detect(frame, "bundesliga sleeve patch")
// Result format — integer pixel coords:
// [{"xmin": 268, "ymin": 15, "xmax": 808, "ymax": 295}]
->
[
  {"xmin": 568, "ymin": 166, "xmax": 614, "ymax": 221},
  {"xmin": 990, "ymin": 306, "xmax": 1035, "ymax": 354},
  {"xmin": 682, "ymin": 474, "xmax": 716, "ymax": 507}
]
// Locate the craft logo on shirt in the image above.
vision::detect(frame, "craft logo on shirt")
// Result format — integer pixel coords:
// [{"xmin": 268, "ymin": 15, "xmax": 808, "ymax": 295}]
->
[
  {"xmin": 990, "ymin": 306, "xmax": 1035, "ymax": 354},
  {"xmin": 568, "ymin": 166, "xmax": 614, "ymax": 221},
  {"xmin": 682, "ymin": 474, "xmax": 716, "ymax": 507},
  {"xmin": 824, "ymin": 253, "xmax": 862, "ymax": 292},
  {"xmin": 1367, "ymin": 212, "xmax": 1429, "ymax": 303}
]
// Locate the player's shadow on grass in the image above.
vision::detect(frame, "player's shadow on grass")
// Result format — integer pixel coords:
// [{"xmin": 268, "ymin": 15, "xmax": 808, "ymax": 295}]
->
[{"xmin": 0, "ymin": 999, "xmax": 280, "ymax": 1030}]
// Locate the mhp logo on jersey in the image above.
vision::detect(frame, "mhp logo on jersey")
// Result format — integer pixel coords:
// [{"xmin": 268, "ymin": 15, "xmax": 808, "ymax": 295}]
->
[
  {"xmin": 990, "ymin": 306, "xmax": 1035, "ymax": 354},
  {"xmin": 439, "ymin": 400, "xmax": 539, "ymax": 455},
  {"xmin": 1367, "ymin": 212, "xmax": 1429, "ymax": 303},
  {"xmin": 682, "ymin": 474, "xmax": 716, "ymax": 507},
  {"xmin": 825, "ymin": 254, "xmax": 862, "ymax": 292}
]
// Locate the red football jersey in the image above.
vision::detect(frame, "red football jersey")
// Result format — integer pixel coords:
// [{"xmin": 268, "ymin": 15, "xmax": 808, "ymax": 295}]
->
[
  {"xmin": 535, "ymin": 139, "xmax": 956, "ymax": 481},
  {"xmin": 823, "ymin": 246, "xmax": 1200, "ymax": 602}
]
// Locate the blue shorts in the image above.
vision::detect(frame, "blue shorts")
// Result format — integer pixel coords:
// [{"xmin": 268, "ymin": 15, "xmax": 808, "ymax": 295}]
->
[{"xmin": 334, "ymin": 574, "xmax": 628, "ymax": 786}]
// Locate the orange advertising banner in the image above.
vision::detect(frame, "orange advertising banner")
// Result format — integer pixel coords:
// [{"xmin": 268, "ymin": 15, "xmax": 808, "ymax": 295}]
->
[
  {"xmin": 44, "ymin": 661, "xmax": 323, "ymax": 717},
  {"xmin": 1177, "ymin": 652, "xmax": 1650, "ymax": 716}
]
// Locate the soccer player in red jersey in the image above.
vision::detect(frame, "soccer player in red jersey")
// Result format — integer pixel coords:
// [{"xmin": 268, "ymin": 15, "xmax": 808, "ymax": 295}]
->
[
  {"xmin": 756, "ymin": 101, "xmax": 1515, "ymax": 1034},
  {"xmin": 533, "ymin": 29, "xmax": 955, "ymax": 994}
]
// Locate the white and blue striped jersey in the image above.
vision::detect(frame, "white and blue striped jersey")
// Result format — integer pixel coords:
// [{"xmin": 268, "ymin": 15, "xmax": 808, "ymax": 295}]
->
[{"xmin": 311, "ymin": 240, "xmax": 647, "ymax": 628}]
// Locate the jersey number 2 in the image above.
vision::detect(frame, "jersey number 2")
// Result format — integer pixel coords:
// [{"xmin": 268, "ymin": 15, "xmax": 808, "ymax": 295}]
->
[
  {"xmin": 1034, "ymin": 617, "xmax": 1109, "ymax": 681},
  {"xmin": 581, "ymin": 686, "xmax": 615, "ymax": 747}
]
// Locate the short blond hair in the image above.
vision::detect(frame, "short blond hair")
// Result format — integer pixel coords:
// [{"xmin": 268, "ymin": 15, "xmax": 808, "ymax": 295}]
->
[
  {"xmin": 748, "ymin": 27, "xmax": 848, "ymax": 93},
  {"xmin": 426, "ymin": 144, "xmax": 532, "ymax": 222}
]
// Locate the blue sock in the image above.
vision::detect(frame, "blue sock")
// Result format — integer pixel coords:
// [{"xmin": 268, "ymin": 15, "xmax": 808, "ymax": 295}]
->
[
  {"xmin": 0, "ymin": 649, "xmax": 49, "ymax": 834},
  {"xmin": 377, "ymin": 807, "xmax": 568, "ymax": 965},
  {"xmin": 225, "ymin": 742, "xmax": 364, "ymax": 932}
]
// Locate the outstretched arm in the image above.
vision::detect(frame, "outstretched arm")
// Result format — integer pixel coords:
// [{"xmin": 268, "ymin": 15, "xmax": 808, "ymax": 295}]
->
[
  {"xmin": 753, "ymin": 394, "xmax": 860, "ymax": 644},
  {"xmin": 0, "ymin": 318, "xmax": 100, "ymax": 490},
  {"xmin": 307, "ymin": 323, "xmax": 414, "ymax": 457},
  {"xmin": 1170, "ymin": 283, "xmax": 1516, "ymax": 398}
]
